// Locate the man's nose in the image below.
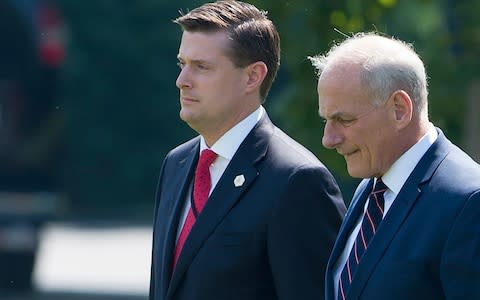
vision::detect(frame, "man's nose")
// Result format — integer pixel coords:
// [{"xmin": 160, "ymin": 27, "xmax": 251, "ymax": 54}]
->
[
  {"xmin": 322, "ymin": 121, "xmax": 343, "ymax": 149},
  {"xmin": 176, "ymin": 67, "xmax": 191, "ymax": 89}
]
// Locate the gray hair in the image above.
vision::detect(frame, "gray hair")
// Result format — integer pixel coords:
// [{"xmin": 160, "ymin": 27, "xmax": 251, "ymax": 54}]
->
[{"xmin": 309, "ymin": 32, "xmax": 428, "ymax": 115}]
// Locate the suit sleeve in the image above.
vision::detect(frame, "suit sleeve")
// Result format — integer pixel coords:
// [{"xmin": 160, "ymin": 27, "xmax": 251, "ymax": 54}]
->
[
  {"xmin": 149, "ymin": 155, "xmax": 169, "ymax": 300},
  {"xmin": 441, "ymin": 190, "xmax": 480, "ymax": 299},
  {"xmin": 267, "ymin": 165, "xmax": 346, "ymax": 300}
]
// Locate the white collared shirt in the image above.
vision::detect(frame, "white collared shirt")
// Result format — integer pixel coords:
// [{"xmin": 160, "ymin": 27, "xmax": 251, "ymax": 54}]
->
[
  {"xmin": 333, "ymin": 125, "xmax": 438, "ymax": 299},
  {"xmin": 175, "ymin": 106, "xmax": 264, "ymax": 241}
]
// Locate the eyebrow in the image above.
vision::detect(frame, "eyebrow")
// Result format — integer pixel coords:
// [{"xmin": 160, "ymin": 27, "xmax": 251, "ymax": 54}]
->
[
  {"xmin": 319, "ymin": 111, "xmax": 352, "ymax": 120},
  {"xmin": 177, "ymin": 56, "xmax": 213, "ymax": 66}
]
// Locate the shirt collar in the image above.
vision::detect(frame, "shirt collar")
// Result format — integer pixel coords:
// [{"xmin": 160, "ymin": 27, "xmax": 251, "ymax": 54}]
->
[
  {"xmin": 381, "ymin": 125, "xmax": 437, "ymax": 194},
  {"xmin": 199, "ymin": 106, "xmax": 264, "ymax": 160}
]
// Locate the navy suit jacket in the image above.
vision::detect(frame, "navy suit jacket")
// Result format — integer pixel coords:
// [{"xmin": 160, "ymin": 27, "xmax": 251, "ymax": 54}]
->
[
  {"xmin": 325, "ymin": 129, "xmax": 480, "ymax": 299},
  {"xmin": 150, "ymin": 113, "xmax": 346, "ymax": 300}
]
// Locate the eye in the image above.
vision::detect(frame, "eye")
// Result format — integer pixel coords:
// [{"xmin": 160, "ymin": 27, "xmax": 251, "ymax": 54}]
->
[
  {"xmin": 197, "ymin": 63, "xmax": 209, "ymax": 70},
  {"xmin": 337, "ymin": 118, "xmax": 356, "ymax": 127},
  {"xmin": 177, "ymin": 61, "xmax": 185, "ymax": 69}
]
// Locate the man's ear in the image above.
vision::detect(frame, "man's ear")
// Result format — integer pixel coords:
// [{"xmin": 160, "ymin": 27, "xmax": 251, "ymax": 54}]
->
[
  {"xmin": 391, "ymin": 90, "xmax": 413, "ymax": 129},
  {"xmin": 245, "ymin": 61, "xmax": 268, "ymax": 94}
]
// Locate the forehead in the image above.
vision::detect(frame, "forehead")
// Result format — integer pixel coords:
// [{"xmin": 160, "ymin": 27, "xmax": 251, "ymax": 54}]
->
[
  {"xmin": 178, "ymin": 31, "xmax": 232, "ymax": 63},
  {"xmin": 317, "ymin": 66, "xmax": 373, "ymax": 117}
]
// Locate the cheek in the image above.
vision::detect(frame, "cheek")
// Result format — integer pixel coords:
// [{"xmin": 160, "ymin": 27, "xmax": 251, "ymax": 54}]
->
[
  {"xmin": 211, "ymin": 73, "xmax": 237, "ymax": 91},
  {"xmin": 200, "ymin": 77, "xmax": 227, "ymax": 102},
  {"xmin": 350, "ymin": 131, "xmax": 375, "ymax": 165},
  {"xmin": 219, "ymin": 77, "xmax": 245, "ymax": 100},
  {"xmin": 364, "ymin": 131, "xmax": 391, "ymax": 168}
]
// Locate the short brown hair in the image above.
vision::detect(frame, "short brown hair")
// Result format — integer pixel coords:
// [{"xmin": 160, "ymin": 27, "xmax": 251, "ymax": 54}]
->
[{"xmin": 174, "ymin": 0, "xmax": 280, "ymax": 101}]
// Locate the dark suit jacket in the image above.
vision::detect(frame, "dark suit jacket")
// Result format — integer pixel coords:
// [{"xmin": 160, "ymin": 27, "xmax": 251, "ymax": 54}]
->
[
  {"xmin": 149, "ymin": 113, "xmax": 346, "ymax": 300},
  {"xmin": 325, "ymin": 129, "xmax": 480, "ymax": 300}
]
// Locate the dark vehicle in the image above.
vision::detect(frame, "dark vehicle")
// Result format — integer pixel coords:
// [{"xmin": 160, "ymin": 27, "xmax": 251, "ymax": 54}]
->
[{"xmin": 0, "ymin": 0, "xmax": 65, "ymax": 291}]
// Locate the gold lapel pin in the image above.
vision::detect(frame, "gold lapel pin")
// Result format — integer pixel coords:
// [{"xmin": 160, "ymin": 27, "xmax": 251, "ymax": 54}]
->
[{"xmin": 234, "ymin": 174, "xmax": 245, "ymax": 187}]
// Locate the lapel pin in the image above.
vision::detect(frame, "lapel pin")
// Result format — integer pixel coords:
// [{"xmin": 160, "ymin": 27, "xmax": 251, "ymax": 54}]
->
[{"xmin": 234, "ymin": 174, "xmax": 245, "ymax": 187}]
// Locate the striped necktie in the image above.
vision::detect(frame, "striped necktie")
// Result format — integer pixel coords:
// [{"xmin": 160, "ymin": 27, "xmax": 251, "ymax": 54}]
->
[{"xmin": 337, "ymin": 178, "xmax": 387, "ymax": 300}]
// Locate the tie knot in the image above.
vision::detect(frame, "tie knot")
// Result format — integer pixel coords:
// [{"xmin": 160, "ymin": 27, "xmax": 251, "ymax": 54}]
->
[
  {"xmin": 198, "ymin": 149, "xmax": 217, "ymax": 168},
  {"xmin": 373, "ymin": 178, "xmax": 388, "ymax": 194}
]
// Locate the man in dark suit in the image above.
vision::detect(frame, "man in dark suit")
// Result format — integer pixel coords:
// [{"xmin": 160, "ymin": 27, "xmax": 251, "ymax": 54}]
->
[
  {"xmin": 149, "ymin": 1, "xmax": 346, "ymax": 299},
  {"xmin": 309, "ymin": 32, "xmax": 480, "ymax": 299}
]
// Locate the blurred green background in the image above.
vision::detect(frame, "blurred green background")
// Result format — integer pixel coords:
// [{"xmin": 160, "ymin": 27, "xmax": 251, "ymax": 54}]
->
[{"xmin": 45, "ymin": 0, "xmax": 480, "ymax": 219}]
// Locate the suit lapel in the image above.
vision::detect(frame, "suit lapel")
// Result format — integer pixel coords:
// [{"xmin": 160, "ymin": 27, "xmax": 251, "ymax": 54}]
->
[
  {"xmin": 346, "ymin": 129, "xmax": 451, "ymax": 299},
  {"xmin": 159, "ymin": 142, "xmax": 199, "ymax": 297},
  {"xmin": 167, "ymin": 114, "xmax": 272, "ymax": 297}
]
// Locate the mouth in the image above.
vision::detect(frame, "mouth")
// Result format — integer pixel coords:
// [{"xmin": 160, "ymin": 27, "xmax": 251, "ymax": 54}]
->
[
  {"xmin": 339, "ymin": 149, "xmax": 359, "ymax": 158},
  {"xmin": 180, "ymin": 96, "xmax": 199, "ymax": 104}
]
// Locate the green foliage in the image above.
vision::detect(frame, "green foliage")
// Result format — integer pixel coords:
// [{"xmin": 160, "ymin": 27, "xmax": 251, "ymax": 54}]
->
[
  {"xmin": 56, "ymin": 0, "xmax": 480, "ymax": 215},
  {"xmin": 252, "ymin": 0, "xmax": 395, "ymax": 196},
  {"xmin": 253, "ymin": 0, "xmax": 480, "ymax": 198},
  {"xmin": 57, "ymin": 1, "xmax": 194, "ymax": 216}
]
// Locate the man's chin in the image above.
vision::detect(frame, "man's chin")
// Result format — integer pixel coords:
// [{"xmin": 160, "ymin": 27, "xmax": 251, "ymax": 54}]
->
[
  {"xmin": 180, "ymin": 111, "xmax": 202, "ymax": 131},
  {"xmin": 346, "ymin": 165, "xmax": 367, "ymax": 179},
  {"xmin": 179, "ymin": 110, "xmax": 192, "ymax": 123}
]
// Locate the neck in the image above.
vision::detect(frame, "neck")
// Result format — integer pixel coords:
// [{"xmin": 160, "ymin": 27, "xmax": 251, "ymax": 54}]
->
[{"xmin": 200, "ymin": 104, "xmax": 261, "ymax": 147}]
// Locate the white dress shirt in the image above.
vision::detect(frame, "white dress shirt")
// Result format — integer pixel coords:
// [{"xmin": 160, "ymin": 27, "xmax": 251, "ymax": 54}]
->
[
  {"xmin": 333, "ymin": 125, "xmax": 438, "ymax": 298},
  {"xmin": 175, "ymin": 106, "xmax": 264, "ymax": 241}
]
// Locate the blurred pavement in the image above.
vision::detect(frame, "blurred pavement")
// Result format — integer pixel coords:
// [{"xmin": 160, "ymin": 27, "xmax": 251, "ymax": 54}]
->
[{"xmin": 3, "ymin": 222, "xmax": 152, "ymax": 300}]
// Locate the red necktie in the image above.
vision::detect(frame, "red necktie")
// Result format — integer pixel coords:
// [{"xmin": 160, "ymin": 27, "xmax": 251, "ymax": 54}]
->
[
  {"xmin": 172, "ymin": 149, "xmax": 217, "ymax": 269},
  {"xmin": 337, "ymin": 179, "xmax": 387, "ymax": 300}
]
